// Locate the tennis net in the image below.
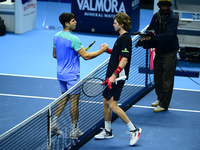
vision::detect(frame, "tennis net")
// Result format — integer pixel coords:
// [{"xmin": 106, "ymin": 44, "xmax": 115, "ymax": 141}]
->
[{"xmin": 0, "ymin": 25, "xmax": 154, "ymax": 150}]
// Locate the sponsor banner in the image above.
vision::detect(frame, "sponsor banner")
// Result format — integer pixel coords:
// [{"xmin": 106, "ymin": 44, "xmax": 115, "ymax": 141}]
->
[
  {"xmin": 72, "ymin": 0, "xmax": 140, "ymax": 34},
  {"xmin": 22, "ymin": 0, "xmax": 36, "ymax": 17},
  {"xmin": 14, "ymin": 0, "xmax": 37, "ymax": 33}
]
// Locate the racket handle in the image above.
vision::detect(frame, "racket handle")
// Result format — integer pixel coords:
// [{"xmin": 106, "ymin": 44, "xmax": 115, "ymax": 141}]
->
[{"xmin": 85, "ymin": 41, "xmax": 96, "ymax": 51}]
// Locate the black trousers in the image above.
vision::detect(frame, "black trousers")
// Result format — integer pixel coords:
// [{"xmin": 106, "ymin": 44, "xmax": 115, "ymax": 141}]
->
[{"xmin": 154, "ymin": 51, "xmax": 177, "ymax": 109}]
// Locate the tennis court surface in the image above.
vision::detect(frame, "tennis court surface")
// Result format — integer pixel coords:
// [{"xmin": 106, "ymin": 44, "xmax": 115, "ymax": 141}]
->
[{"xmin": 1, "ymin": 2, "xmax": 200, "ymax": 149}]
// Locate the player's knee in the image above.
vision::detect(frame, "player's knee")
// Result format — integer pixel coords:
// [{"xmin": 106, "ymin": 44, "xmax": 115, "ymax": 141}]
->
[
  {"xmin": 103, "ymin": 98, "xmax": 109, "ymax": 107},
  {"xmin": 109, "ymin": 103, "xmax": 118, "ymax": 112}
]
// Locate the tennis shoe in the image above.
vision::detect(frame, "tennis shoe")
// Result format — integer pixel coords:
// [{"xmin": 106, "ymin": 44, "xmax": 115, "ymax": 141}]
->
[
  {"xmin": 153, "ymin": 105, "xmax": 168, "ymax": 112},
  {"xmin": 151, "ymin": 100, "xmax": 159, "ymax": 107},
  {"xmin": 129, "ymin": 127, "xmax": 142, "ymax": 146},
  {"xmin": 51, "ymin": 123, "xmax": 63, "ymax": 135},
  {"xmin": 94, "ymin": 128, "xmax": 114, "ymax": 139},
  {"xmin": 70, "ymin": 129, "xmax": 84, "ymax": 139}
]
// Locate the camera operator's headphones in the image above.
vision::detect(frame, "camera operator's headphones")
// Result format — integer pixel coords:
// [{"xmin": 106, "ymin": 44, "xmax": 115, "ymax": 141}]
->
[{"xmin": 157, "ymin": 0, "xmax": 172, "ymax": 7}]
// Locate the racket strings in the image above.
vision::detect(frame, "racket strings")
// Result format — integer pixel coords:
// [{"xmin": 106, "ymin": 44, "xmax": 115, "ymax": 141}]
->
[{"xmin": 82, "ymin": 78, "xmax": 105, "ymax": 97}]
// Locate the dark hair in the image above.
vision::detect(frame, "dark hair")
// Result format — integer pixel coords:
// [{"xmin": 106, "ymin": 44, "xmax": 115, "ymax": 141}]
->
[
  {"xmin": 59, "ymin": 13, "xmax": 75, "ymax": 28},
  {"xmin": 114, "ymin": 12, "xmax": 131, "ymax": 31}
]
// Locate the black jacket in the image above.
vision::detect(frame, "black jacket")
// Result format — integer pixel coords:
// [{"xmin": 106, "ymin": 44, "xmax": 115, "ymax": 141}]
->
[{"xmin": 148, "ymin": 10, "xmax": 179, "ymax": 56}]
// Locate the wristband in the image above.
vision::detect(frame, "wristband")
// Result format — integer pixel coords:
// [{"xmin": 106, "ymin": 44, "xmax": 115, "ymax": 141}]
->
[
  {"xmin": 114, "ymin": 66, "xmax": 123, "ymax": 75},
  {"xmin": 107, "ymin": 48, "xmax": 112, "ymax": 54}
]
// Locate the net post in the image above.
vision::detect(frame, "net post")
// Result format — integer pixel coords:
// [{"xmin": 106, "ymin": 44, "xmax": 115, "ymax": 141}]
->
[{"xmin": 47, "ymin": 106, "xmax": 51, "ymax": 150}]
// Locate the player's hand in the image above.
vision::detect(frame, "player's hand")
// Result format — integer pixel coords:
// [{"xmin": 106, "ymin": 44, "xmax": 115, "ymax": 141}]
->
[
  {"xmin": 109, "ymin": 74, "xmax": 117, "ymax": 86},
  {"xmin": 140, "ymin": 36, "xmax": 150, "ymax": 41},
  {"xmin": 101, "ymin": 78, "xmax": 112, "ymax": 89},
  {"xmin": 100, "ymin": 43, "xmax": 108, "ymax": 52}
]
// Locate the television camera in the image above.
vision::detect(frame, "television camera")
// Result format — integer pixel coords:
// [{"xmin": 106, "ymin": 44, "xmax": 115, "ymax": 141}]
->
[{"xmin": 132, "ymin": 29, "xmax": 156, "ymax": 49}]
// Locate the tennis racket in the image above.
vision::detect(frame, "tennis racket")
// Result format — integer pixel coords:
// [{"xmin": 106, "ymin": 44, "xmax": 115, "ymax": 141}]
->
[{"xmin": 82, "ymin": 75, "xmax": 127, "ymax": 97}]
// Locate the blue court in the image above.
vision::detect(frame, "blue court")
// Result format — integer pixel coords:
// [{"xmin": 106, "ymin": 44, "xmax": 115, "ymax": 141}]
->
[{"xmin": 0, "ymin": 1, "xmax": 200, "ymax": 150}]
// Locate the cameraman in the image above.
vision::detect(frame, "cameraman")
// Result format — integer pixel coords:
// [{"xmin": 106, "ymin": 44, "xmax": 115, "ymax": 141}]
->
[{"xmin": 139, "ymin": 0, "xmax": 179, "ymax": 112}]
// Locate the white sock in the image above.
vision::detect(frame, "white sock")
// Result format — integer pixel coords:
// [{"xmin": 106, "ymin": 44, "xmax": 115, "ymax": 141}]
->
[
  {"xmin": 72, "ymin": 123, "xmax": 78, "ymax": 131},
  {"xmin": 52, "ymin": 116, "xmax": 58, "ymax": 125},
  {"xmin": 127, "ymin": 121, "xmax": 136, "ymax": 131},
  {"xmin": 105, "ymin": 121, "xmax": 111, "ymax": 132}
]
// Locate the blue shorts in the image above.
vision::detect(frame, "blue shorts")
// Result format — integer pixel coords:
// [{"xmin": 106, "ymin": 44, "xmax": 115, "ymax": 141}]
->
[{"xmin": 58, "ymin": 78, "xmax": 80, "ymax": 95}]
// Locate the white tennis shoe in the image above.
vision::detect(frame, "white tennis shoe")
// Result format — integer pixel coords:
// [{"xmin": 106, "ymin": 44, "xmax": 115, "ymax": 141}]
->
[
  {"xmin": 151, "ymin": 100, "xmax": 159, "ymax": 107},
  {"xmin": 129, "ymin": 127, "xmax": 142, "ymax": 146},
  {"xmin": 94, "ymin": 128, "xmax": 114, "ymax": 139},
  {"xmin": 154, "ymin": 105, "xmax": 168, "ymax": 112},
  {"xmin": 51, "ymin": 123, "xmax": 63, "ymax": 135},
  {"xmin": 70, "ymin": 129, "xmax": 84, "ymax": 139}
]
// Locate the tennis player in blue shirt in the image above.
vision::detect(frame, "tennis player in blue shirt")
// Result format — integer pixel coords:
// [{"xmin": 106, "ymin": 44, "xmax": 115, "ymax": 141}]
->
[{"xmin": 52, "ymin": 13, "xmax": 108, "ymax": 139}]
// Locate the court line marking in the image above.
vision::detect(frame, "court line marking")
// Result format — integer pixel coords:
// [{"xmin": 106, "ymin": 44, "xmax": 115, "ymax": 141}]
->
[
  {"xmin": 0, "ymin": 73, "xmax": 57, "ymax": 80},
  {"xmin": 1, "ymin": 93, "xmax": 200, "ymax": 113},
  {"xmin": 0, "ymin": 94, "xmax": 104, "ymax": 105},
  {"xmin": 1, "ymin": 73, "xmax": 199, "ymax": 92},
  {"xmin": 0, "ymin": 93, "xmax": 55, "ymax": 100},
  {"xmin": 0, "ymin": 73, "xmax": 144, "ymax": 87},
  {"xmin": 80, "ymin": 100, "xmax": 103, "ymax": 104},
  {"xmin": 174, "ymin": 88, "xmax": 200, "ymax": 92},
  {"xmin": 133, "ymin": 105, "xmax": 200, "ymax": 113}
]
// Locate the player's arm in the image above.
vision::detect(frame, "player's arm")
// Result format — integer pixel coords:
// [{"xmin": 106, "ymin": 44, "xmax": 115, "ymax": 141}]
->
[
  {"xmin": 78, "ymin": 43, "xmax": 108, "ymax": 60},
  {"xmin": 109, "ymin": 57, "xmax": 128, "ymax": 83},
  {"xmin": 53, "ymin": 47, "xmax": 56, "ymax": 59}
]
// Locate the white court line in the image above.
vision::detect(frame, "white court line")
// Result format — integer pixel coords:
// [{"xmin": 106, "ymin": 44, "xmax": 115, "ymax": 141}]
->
[
  {"xmin": 133, "ymin": 105, "xmax": 200, "ymax": 113},
  {"xmin": 174, "ymin": 88, "xmax": 200, "ymax": 92},
  {"xmin": 80, "ymin": 100, "xmax": 103, "ymax": 104},
  {"xmin": 1, "ymin": 94, "xmax": 200, "ymax": 113},
  {"xmin": 0, "ymin": 93, "xmax": 103, "ymax": 105},
  {"xmin": 0, "ymin": 93, "xmax": 55, "ymax": 100},
  {"xmin": 0, "ymin": 73, "xmax": 145, "ymax": 87},
  {"xmin": 0, "ymin": 73, "xmax": 57, "ymax": 80},
  {"xmin": 124, "ymin": 83, "xmax": 145, "ymax": 87},
  {"xmin": 1, "ymin": 73, "xmax": 199, "ymax": 91}
]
